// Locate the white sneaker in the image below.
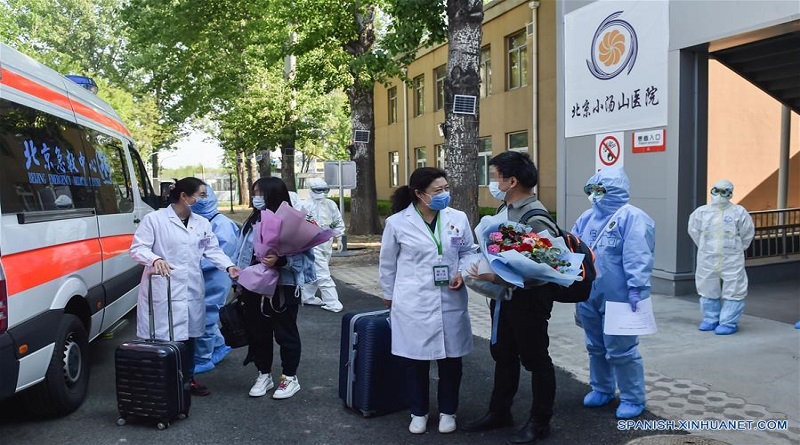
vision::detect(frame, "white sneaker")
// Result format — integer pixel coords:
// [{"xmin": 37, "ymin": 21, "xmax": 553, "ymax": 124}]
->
[
  {"xmin": 439, "ymin": 413, "xmax": 456, "ymax": 433},
  {"xmin": 272, "ymin": 375, "xmax": 300, "ymax": 399},
  {"xmin": 249, "ymin": 372, "xmax": 274, "ymax": 397},
  {"xmin": 409, "ymin": 414, "xmax": 428, "ymax": 434}
]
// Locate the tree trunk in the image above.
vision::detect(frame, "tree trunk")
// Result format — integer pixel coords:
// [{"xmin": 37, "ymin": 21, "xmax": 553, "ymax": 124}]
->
[
  {"xmin": 257, "ymin": 147, "xmax": 271, "ymax": 178},
  {"xmin": 281, "ymin": 139, "xmax": 297, "ymax": 191},
  {"xmin": 236, "ymin": 151, "xmax": 245, "ymax": 205},
  {"xmin": 347, "ymin": 77, "xmax": 382, "ymax": 234},
  {"xmin": 445, "ymin": 0, "xmax": 483, "ymax": 227}
]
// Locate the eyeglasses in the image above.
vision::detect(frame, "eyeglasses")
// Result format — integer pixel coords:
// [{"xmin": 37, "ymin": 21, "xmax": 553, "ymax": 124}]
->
[
  {"xmin": 710, "ymin": 187, "xmax": 732, "ymax": 198},
  {"xmin": 583, "ymin": 184, "xmax": 607, "ymax": 196},
  {"xmin": 311, "ymin": 188, "xmax": 330, "ymax": 194}
]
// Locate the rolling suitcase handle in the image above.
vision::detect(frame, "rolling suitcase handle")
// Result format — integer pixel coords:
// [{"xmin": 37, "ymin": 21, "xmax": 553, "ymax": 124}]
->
[{"xmin": 148, "ymin": 274, "xmax": 175, "ymax": 342}]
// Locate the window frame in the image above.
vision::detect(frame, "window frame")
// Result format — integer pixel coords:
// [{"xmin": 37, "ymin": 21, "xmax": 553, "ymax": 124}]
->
[
  {"xmin": 389, "ymin": 151, "xmax": 400, "ymax": 187},
  {"xmin": 477, "ymin": 137, "xmax": 492, "ymax": 186},
  {"xmin": 507, "ymin": 31, "xmax": 528, "ymax": 90},
  {"xmin": 413, "ymin": 75, "xmax": 425, "ymax": 117},
  {"xmin": 415, "ymin": 147, "xmax": 427, "ymax": 169},
  {"xmin": 435, "ymin": 143, "xmax": 446, "ymax": 171},
  {"xmin": 507, "ymin": 131, "xmax": 529, "ymax": 153},
  {"xmin": 480, "ymin": 46, "xmax": 492, "ymax": 98},
  {"xmin": 388, "ymin": 86, "xmax": 398, "ymax": 124},
  {"xmin": 434, "ymin": 66, "xmax": 447, "ymax": 111}
]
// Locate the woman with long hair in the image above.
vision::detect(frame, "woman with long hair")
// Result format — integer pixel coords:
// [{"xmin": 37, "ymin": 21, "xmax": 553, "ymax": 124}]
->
[{"xmin": 233, "ymin": 177, "xmax": 316, "ymax": 400}]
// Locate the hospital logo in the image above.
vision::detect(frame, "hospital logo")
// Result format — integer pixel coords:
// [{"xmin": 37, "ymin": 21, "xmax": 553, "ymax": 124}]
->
[{"xmin": 586, "ymin": 11, "xmax": 638, "ymax": 80}]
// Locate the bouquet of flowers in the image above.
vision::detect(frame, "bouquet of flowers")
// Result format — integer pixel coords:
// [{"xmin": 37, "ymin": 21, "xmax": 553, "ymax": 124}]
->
[
  {"xmin": 237, "ymin": 201, "xmax": 336, "ymax": 296},
  {"xmin": 465, "ymin": 210, "xmax": 585, "ymax": 298}
]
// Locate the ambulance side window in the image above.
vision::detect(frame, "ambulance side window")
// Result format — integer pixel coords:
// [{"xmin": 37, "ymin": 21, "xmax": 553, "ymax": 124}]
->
[
  {"xmin": 0, "ymin": 99, "xmax": 97, "ymax": 214},
  {"xmin": 128, "ymin": 146, "xmax": 159, "ymax": 209},
  {"xmin": 81, "ymin": 129, "xmax": 134, "ymax": 214}
]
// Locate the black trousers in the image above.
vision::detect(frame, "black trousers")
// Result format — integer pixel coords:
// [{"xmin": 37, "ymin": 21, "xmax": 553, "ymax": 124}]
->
[
  {"xmin": 181, "ymin": 338, "xmax": 195, "ymax": 380},
  {"xmin": 405, "ymin": 357, "xmax": 463, "ymax": 416},
  {"xmin": 241, "ymin": 286, "xmax": 301, "ymax": 376},
  {"xmin": 488, "ymin": 291, "xmax": 556, "ymax": 425}
]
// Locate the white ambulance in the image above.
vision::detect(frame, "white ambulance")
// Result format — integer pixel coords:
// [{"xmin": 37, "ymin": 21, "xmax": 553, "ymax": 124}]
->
[{"xmin": 0, "ymin": 43, "xmax": 160, "ymax": 415}]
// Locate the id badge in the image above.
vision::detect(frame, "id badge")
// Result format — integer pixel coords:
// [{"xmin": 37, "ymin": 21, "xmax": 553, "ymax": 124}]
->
[
  {"xmin": 433, "ymin": 265, "xmax": 450, "ymax": 286},
  {"xmin": 198, "ymin": 236, "xmax": 210, "ymax": 249},
  {"xmin": 450, "ymin": 236, "xmax": 464, "ymax": 247}
]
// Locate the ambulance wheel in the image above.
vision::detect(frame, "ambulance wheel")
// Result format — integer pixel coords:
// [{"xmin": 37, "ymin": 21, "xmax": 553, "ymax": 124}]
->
[
  {"xmin": 22, "ymin": 314, "xmax": 90, "ymax": 417},
  {"xmin": 178, "ymin": 413, "xmax": 188, "ymax": 420},
  {"xmin": 117, "ymin": 417, "xmax": 127, "ymax": 426}
]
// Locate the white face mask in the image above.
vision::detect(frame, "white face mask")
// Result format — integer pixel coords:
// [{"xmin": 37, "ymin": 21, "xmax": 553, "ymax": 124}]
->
[
  {"xmin": 488, "ymin": 181, "xmax": 507, "ymax": 201},
  {"xmin": 252, "ymin": 196, "xmax": 266, "ymax": 210},
  {"xmin": 310, "ymin": 191, "xmax": 326, "ymax": 201},
  {"xmin": 588, "ymin": 192, "xmax": 605, "ymax": 204}
]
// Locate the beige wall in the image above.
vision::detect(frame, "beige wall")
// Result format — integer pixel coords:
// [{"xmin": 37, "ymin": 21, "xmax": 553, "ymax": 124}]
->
[
  {"xmin": 373, "ymin": 0, "xmax": 559, "ymax": 210},
  {"xmin": 708, "ymin": 60, "xmax": 800, "ymax": 210}
]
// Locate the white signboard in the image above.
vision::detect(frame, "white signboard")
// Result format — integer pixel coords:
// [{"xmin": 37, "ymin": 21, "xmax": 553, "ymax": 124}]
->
[
  {"xmin": 595, "ymin": 132, "xmax": 625, "ymax": 171},
  {"xmin": 324, "ymin": 161, "xmax": 357, "ymax": 189},
  {"xmin": 565, "ymin": 1, "xmax": 669, "ymax": 137}
]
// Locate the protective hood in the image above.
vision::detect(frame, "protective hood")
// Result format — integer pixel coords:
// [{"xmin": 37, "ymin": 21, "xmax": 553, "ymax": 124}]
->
[
  {"xmin": 586, "ymin": 167, "xmax": 630, "ymax": 215},
  {"xmin": 190, "ymin": 183, "xmax": 219, "ymax": 219},
  {"xmin": 710, "ymin": 179, "xmax": 733, "ymax": 207},
  {"xmin": 308, "ymin": 177, "xmax": 329, "ymax": 201}
]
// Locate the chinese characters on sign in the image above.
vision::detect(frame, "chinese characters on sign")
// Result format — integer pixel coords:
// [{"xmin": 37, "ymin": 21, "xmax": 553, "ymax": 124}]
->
[
  {"xmin": 22, "ymin": 139, "xmax": 113, "ymax": 188},
  {"xmin": 571, "ymin": 86, "xmax": 660, "ymax": 119},
  {"xmin": 565, "ymin": 1, "xmax": 668, "ymax": 137}
]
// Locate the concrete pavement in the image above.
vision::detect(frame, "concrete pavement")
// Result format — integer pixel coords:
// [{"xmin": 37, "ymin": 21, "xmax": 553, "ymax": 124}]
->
[{"xmin": 332, "ymin": 265, "xmax": 800, "ymax": 445}]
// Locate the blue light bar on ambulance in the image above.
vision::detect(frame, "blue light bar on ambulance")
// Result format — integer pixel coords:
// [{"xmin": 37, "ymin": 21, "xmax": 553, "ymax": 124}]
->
[{"xmin": 65, "ymin": 74, "xmax": 99, "ymax": 94}]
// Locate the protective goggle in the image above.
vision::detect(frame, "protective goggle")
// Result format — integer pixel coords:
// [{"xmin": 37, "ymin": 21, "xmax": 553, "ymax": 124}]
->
[
  {"xmin": 710, "ymin": 187, "xmax": 732, "ymax": 198},
  {"xmin": 583, "ymin": 184, "xmax": 607, "ymax": 196},
  {"xmin": 311, "ymin": 187, "xmax": 330, "ymax": 194}
]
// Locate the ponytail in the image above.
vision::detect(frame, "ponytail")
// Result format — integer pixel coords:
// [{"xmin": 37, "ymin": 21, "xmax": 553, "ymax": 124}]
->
[{"xmin": 390, "ymin": 186, "xmax": 415, "ymax": 214}]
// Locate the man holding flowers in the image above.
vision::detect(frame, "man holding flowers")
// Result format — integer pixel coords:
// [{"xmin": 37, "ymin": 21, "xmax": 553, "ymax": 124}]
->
[{"xmin": 462, "ymin": 151, "xmax": 557, "ymax": 445}]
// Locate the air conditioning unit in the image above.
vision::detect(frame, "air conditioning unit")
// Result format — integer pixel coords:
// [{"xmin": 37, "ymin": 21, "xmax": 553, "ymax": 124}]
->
[
  {"xmin": 353, "ymin": 130, "xmax": 370, "ymax": 143},
  {"xmin": 453, "ymin": 95, "xmax": 477, "ymax": 115}
]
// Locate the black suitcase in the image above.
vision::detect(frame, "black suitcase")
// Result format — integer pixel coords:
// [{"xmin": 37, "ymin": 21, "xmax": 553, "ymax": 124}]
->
[
  {"xmin": 115, "ymin": 275, "xmax": 191, "ymax": 429},
  {"xmin": 338, "ymin": 308, "xmax": 409, "ymax": 417}
]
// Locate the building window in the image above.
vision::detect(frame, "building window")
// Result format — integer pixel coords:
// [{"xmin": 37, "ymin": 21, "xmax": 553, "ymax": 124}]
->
[
  {"xmin": 507, "ymin": 131, "xmax": 528, "ymax": 153},
  {"xmin": 507, "ymin": 31, "xmax": 528, "ymax": 90},
  {"xmin": 389, "ymin": 151, "xmax": 400, "ymax": 187},
  {"xmin": 435, "ymin": 144, "xmax": 446, "ymax": 170},
  {"xmin": 413, "ymin": 75, "xmax": 425, "ymax": 117},
  {"xmin": 388, "ymin": 86, "xmax": 397, "ymax": 124},
  {"xmin": 434, "ymin": 66, "xmax": 446, "ymax": 111},
  {"xmin": 415, "ymin": 147, "xmax": 427, "ymax": 169},
  {"xmin": 481, "ymin": 46, "xmax": 491, "ymax": 98},
  {"xmin": 477, "ymin": 137, "xmax": 492, "ymax": 186}
]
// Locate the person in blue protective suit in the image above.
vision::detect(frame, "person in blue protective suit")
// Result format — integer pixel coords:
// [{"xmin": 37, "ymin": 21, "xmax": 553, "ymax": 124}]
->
[
  {"xmin": 189, "ymin": 184, "xmax": 241, "ymax": 374},
  {"xmin": 688, "ymin": 180, "xmax": 754, "ymax": 335},
  {"xmin": 571, "ymin": 166, "xmax": 656, "ymax": 420}
]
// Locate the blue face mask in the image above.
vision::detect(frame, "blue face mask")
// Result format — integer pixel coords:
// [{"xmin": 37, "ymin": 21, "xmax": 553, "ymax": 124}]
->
[{"xmin": 425, "ymin": 191, "xmax": 450, "ymax": 211}]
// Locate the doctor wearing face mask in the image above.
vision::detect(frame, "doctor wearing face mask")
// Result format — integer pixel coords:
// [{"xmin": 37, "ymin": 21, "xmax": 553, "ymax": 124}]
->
[
  {"xmin": 688, "ymin": 180, "xmax": 754, "ymax": 335},
  {"xmin": 299, "ymin": 178, "xmax": 345, "ymax": 312},
  {"xmin": 379, "ymin": 167, "xmax": 477, "ymax": 435}
]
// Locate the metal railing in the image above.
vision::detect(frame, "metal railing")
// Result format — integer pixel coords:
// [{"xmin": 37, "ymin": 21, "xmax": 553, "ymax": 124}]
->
[{"xmin": 745, "ymin": 208, "xmax": 800, "ymax": 259}]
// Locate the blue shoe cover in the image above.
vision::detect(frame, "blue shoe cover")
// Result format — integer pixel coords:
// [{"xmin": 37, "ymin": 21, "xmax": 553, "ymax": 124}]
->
[
  {"xmin": 583, "ymin": 390, "xmax": 615, "ymax": 407},
  {"xmin": 698, "ymin": 321, "xmax": 719, "ymax": 331},
  {"xmin": 211, "ymin": 345, "xmax": 232, "ymax": 365},
  {"xmin": 795, "ymin": 321, "xmax": 800, "ymax": 329},
  {"xmin": 616, "ymin": 402, "xmax": 646, "ymax": 419},
  {"xmin": 714, "ymin": 324, "xmax": 738, "ymax": 335},
  {"xmin": 194, "ymin": 361, "xmax": 215, "ymax": 375}
]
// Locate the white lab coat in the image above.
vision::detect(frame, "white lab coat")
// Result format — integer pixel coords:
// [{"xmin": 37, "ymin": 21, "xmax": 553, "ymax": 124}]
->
[
  {"xmin": 130, "ymin": 205, "xmax": 235, "ymax": 341},
  {"xmin": 379, "ymin": 205, "xmax": 477, "ymax": 360}
]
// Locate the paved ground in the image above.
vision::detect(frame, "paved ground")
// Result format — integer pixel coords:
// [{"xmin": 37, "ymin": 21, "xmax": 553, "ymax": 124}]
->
[{"xmin": 332, "ymin": 260, "xmax": 800, "ymax": 445}]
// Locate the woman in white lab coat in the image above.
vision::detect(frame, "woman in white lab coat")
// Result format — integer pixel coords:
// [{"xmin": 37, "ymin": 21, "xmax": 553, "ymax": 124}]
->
[
  {"xmin": 130, "ymin": 177, "xmax": 240, "ymax": 396},
  {"xmin": 379, "ymin": 167, "xmax": 477, "ymax": 435}
]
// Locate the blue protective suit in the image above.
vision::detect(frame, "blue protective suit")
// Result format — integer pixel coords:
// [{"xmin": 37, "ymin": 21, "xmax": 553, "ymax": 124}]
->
[
  {"xmin": 190, "ymin": 185, "xmax": 240, "ymax": 368},
  {"xmin": 571, "ymin": 167, "xmax": 655, "ymax": 407}
]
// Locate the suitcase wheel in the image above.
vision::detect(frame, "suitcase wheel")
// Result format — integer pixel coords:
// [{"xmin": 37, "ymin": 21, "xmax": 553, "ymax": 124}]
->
[
  {"xmin": 116, "ymin": 417, "xmax": 126, "ymax": 426},
  {"xmin": 157, "ymin": 421, "xmax": 169, "ymax": 430}
]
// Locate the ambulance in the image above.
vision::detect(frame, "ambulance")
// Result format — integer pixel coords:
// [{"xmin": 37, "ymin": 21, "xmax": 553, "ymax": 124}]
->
[{"xmin": 0, "ymin": 43, "xmax": 161, "ymax": 415}]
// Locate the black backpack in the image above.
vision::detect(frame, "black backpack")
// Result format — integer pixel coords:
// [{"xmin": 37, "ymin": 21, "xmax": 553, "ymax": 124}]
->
[{"xmin": 520, "ymin": 209, "xmax": 596, "ymax": 303}]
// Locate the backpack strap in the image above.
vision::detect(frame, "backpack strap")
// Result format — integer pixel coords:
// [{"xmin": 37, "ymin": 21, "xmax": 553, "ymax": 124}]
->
[{"xmin": 520, "ymin": 208, "xmax": 560, "ymax": 236}]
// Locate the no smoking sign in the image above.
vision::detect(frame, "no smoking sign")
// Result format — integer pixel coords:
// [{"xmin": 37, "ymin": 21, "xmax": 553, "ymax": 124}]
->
[{"xmin": 595, "ymin": 132, "xmax": 625, "ymax": 171}]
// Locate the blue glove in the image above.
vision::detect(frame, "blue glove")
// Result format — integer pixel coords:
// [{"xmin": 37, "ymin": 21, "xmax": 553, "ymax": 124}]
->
[{"xmin": 628, "ymin": 289, "xmax": 642, "ymax": 312}]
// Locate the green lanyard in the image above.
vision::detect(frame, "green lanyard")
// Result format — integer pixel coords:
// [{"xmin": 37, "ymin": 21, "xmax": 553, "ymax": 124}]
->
[{"xmin": 415, "ymin": 205, "xmax": 442, "ymax": 256}]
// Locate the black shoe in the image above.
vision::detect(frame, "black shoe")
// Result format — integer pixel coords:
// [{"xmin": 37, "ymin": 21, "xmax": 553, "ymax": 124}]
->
[
  {"xmin": 506, "ymin": 418, "xmax": 550, "ymax": 444},
  {"xmin": 189, "ymin": 379, "xmax": 211, "ymax": 396},
  {"xmin": 461, "ymin": 411, "xmax": 514, "ymax": 432}
]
